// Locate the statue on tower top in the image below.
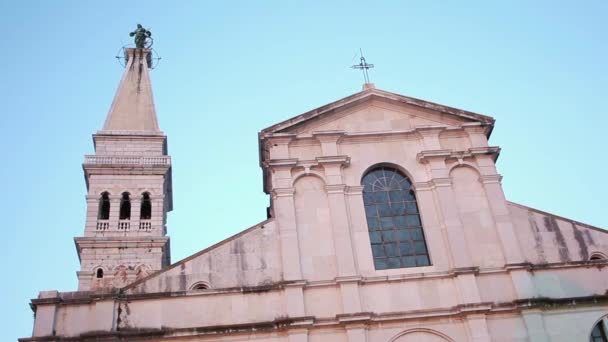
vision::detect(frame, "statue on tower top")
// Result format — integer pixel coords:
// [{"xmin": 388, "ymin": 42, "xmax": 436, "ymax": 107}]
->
[{"xmin": 129, "ymin": 24, "xmax": 152, "ymax": 49}]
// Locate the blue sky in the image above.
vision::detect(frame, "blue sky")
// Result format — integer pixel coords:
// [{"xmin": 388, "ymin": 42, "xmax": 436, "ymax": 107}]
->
[{"xmin": 1, "ymin": 1, "xmax": 606, "ymax": 340}]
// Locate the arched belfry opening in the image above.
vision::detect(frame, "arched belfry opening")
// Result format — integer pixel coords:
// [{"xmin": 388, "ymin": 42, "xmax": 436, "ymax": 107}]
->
[
  {"xmin": 140, "ymin": 192, "xmax": 152, "ymax": 220},
  {"xmin": 98, "ymin": 192, "xmax": 110, "ymax": 220},
  {"xmin": 119, "ymin": 192, "xmax": 131, "ymax": 220}
]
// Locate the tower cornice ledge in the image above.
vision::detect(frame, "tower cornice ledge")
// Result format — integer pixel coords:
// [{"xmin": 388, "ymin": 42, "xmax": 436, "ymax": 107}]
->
[
  {"xmin": 94, "ymin": 130, "xmax": 166, "ymax": 137},
  {"xmin": 83, "ymin": 155, "xmax": 171, "ymax": 168}
]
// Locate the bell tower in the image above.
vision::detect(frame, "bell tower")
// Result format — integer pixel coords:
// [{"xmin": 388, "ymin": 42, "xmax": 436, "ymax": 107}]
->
[{"xmin": 75, "ymin": 47, "xmax": 173, "ymax": 291}]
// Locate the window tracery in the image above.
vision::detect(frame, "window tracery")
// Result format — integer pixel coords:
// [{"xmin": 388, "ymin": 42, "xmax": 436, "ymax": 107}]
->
[{"xmin": 362, "ymin": 166, "xmax": 430, "ymax": 270}]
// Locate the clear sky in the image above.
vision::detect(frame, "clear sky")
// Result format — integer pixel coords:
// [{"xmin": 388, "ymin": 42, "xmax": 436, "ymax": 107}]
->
[{"xmin": 1, "ymin": 1, "xmax": 606, "ymax": 340}]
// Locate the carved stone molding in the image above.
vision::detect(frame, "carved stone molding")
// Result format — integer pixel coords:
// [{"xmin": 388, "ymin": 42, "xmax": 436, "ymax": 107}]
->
[
  {"xmin": 479, "ymin": 174, "xmax": 503, "ymax": 184},
  {"xmin": 325, "ymin": 184, "xmax": 348, "ymax": 194},
  {"xmin": 272, "ymin": 187, "xmax": 296, "ymax": 198},
  {"xmin": 265, "ymin": 158, "xmax": 298, "ymax": 169},
  {"xmin": 432, "ymin": 178, "xmax": 452, "ymax": 187},
  {"xmin": 346, "ymin": 185, "xmax": 364, "ymax": 195},
  {"xmin": 316, "ymin": 155, "xmax": 350, "ymax": 167},
  {"xmin": 312, "ymin": 130, "xmax": 345, "ymax": 141},
  {"xmin": 417, "ymin": 146, "xmax": 501, "ymax": 164}
]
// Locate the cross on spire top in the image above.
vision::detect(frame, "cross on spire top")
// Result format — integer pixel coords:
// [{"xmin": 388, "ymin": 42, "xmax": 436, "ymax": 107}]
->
[{"xmin": 351, "ymin": 49, "xmax": 374, "ymax": 84}]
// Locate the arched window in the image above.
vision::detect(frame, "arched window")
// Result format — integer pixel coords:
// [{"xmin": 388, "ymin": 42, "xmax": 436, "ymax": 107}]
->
[
  {"xmin": 191, "ymin": 282, "xmax": 209, "ymax": 290},
  {"xmin": 590, "ymin": 253, "xmax": 607, "ymax": 261},
  {"xmin": 362, "ymin": 166, "xmax": 430, "ymax": 270},
  {"xmin": 591, "ymin": 315, "xmax": 608, "ymax": 342},
  {"xmin": 96, "ymin": 268, "xmax": 104, "ymax": 279},
  {"xmin": 140, "ymin": 192, "xmax": 152, "ymax": 220},
  {"xmin": 98, "ymin": 192, "xmax": 110, "ymax": 220},
  {"xmin": 119, "ymin": 192, "xmax": 131, "ymax": 220}
]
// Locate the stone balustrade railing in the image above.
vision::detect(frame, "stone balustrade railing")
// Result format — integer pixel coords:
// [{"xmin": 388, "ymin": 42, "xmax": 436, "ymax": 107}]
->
[
  {"xmin": 94, "ymin": 219, "xmax": 155, "ymax": 232},
  {"xmin": 96, "ymin": 220, "xmax": 109, "ymax": 231},
  {"xmin": 139, "ymin": 220, "xmax": 152, "ymax": 231},
  {"xmin": 118, "ymin": 220, "xmax": 131, "ymax": 231},
  {"xmin": 83, "ymin": 155, "xmax": 171, "ymax": 167}
]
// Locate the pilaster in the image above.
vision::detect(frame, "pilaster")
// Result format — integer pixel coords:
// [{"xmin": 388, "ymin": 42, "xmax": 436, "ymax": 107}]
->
[
  {"xmin": 272, "ymin": 187, "xmax": 303, "ymax": 281},
  {"xmin": 326, "ymin": 184, "xmax": 358, "ymax": 277},
  {"xmin": 288, "ymin": 329, "xmax": 309, "ymax": 342},
  {"xmin": 284, "ymin": 282, "xmax": 307, "ymax": 317},
  {"xmin": 313, "ymin": 131, "xmax": 344, "ymax": 156},
  {"xmin": 425, "ymin": 176, "xmax": 473, "ymax": 268},
  {"xmin": 346, "ymin": 325, "xmax": 368, "ymax": 342},
  {"xmin": 32, "ymin": 291, "xmax": 58, "ymax": 337},
  {"xmin": 466, "ymin": 314, "xmax": 491, "ymax": 342},
  {"xmin": 522, "ymin": 310, "xmax": 550, "ymax": 342},
  {"xmin": 337, "ymin": 277, "xmax": 363, "ymax": 314},
  {"xmin": 479, "ymin": 172, "xmax": 525, "ymax": 264}
]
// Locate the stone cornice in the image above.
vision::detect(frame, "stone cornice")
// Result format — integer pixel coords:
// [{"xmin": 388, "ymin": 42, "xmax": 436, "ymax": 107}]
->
[
  {"xmin": 417, "ymin": 146, "xmax": 501, "ymax": 163},
  {"xmin": 316, "ymin": 155, "xmax": 350, "ymax": 166},
  {"xmin": 82, "ymin": 156, "xmax": 171, "ymax": 179},
  {"xmin": 74, "ymin": 236, "xmax": 169, "ymax": 250},
  {"xmin": 22, "ymin": 294, "xmax": 608, "ymax": 341},
  {"xmin": 265, "ymin": 158, "xmax": 298, "ymax": 169},
  {"xmin": 93, "ymin": 131, "xmax": 166, "ymax": 138},
  {"xmin": 265, "ymin": 156, "xmax": 350, "ymax": 171}
]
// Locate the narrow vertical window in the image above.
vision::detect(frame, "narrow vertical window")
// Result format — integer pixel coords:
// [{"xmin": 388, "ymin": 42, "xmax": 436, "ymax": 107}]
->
[
  {"xmin": 119, "ymin": 192, "xmax": 131, "ymax": 220},
  {"xmin": 98, "ymin": 192, "xmax": 110, "ymax": 220},
  {"xmin": 96, "ymin": 268, "xmax": 104, "ymax": 279},
  {"xmin": 362, "ymin": 166, "xmax": 430, "ymax": 270},
  {"xmin": 140, "ymin": 192, "xmax": 152, "ymax": 220}
]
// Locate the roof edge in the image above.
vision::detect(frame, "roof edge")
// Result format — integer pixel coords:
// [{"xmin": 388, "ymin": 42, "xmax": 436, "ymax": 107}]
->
[
  {"xmin": 507, "ymin": 201, "xmax": 607, "ymax": 233},
  {"xmin": 122, "ymin": 218, "xmax": 273, "ymax": 291},
  {"xmin": 260, "ymin": 87, "xmax": 495, "ymax": 136}
]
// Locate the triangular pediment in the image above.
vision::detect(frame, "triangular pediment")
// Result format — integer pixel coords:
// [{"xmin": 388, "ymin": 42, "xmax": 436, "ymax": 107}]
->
[{"xmin": 261, "ymin": 87, "xmax": 494, "ymax": 136}]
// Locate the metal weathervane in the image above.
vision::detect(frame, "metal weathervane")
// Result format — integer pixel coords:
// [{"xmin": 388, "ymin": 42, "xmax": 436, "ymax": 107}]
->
[{"xmin": 351, "ymin": 49, "xmax": 374, "ymax": 83}]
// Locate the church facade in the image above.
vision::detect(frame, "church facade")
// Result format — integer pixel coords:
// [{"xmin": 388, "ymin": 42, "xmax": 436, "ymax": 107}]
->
[{"xmin": 21, "ymin": 48, "xmax": 608, "ymax": 342}]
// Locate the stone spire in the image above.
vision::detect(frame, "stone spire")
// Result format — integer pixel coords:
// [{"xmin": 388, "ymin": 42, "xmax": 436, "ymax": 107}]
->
[
  {"xmin": 76, "ymin": 47, "xmax": 172, "ymax": 291},
  {"xmin": 102, "ymin": 48, "xmax": 160, "ymax": 133}
]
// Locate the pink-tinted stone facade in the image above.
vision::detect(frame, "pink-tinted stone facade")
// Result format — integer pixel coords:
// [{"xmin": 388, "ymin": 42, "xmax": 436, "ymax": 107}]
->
[{"xmin": 21, "ymin": 61, "xmax": 608, "ymax": 342}]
